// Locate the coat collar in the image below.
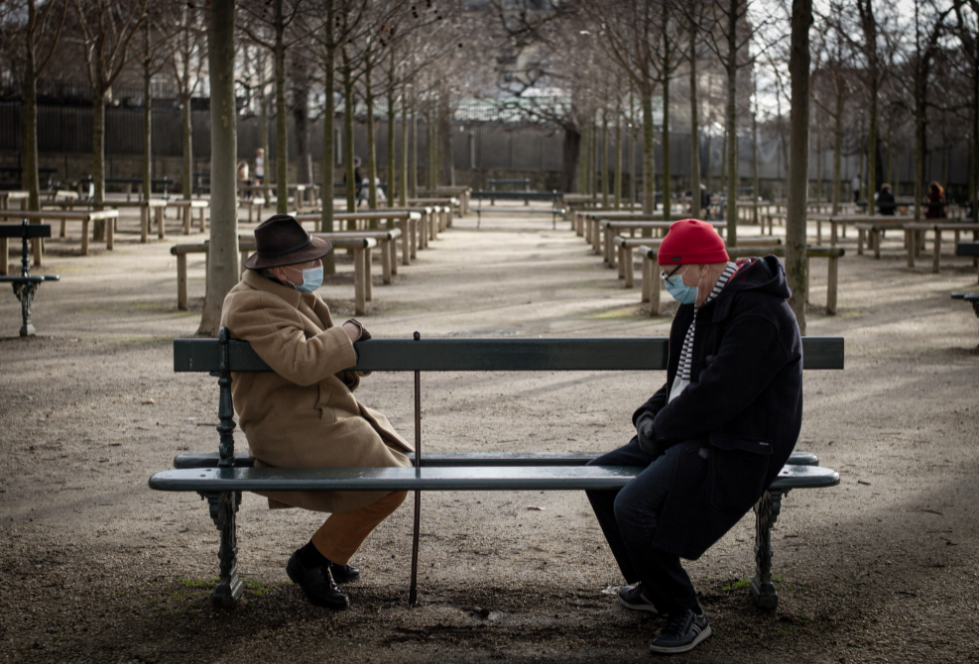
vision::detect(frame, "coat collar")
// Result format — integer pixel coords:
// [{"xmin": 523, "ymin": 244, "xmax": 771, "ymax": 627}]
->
[{"xmin": 242, "ymin": 268, "xmax": 306, "ymax": 308}]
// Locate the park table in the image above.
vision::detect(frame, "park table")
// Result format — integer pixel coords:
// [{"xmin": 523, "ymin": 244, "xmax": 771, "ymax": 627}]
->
[
  {"xmin": 569, "ymin": 206, "xmax": 631, "ymax": 237},
  {"xmin": 0, "ymin": 191, "xmax": 28, "ymax": 210},
  {"xmin": 601, "ymin": 219, "xmax": 726, "ymax": 268},
  {"xmin": 901, "ymin": 222, "xmax": 979, "ymax": 272},
  {"xmin": 79, "ymin": 176, "xmax": 174, "ymax": 201},
  {"xmin": 294, "ymin": 210, "xmax": 422, "ymax": 267},
  {"xmin": 419, "ymin": 186, "xmax": 472, "ymax": 216},
  {"xmin": 0, "ymin": 208, "xmax": 118, "ymax": 263},
  {"xmin": 577, "ymin": 210, "xmax": 666, "ymax": 252},
  {"xmin": 166, "ymin": 199, "xmax": 210, "ymax": 235}
]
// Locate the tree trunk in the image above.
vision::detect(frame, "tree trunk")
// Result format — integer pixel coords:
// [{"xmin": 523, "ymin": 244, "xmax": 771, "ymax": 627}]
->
[
  {"xmin": 409, "ymin": 102, "xmax": 417, "ymax": 198},
  {"xmin": 752, "ymin": 88, "xmax": 759, "ymax": 224},
  {"xmin": 689, "ymin": 33, "xmax": 701, "ymax": 218},
  {"xmin": 292, "ymin": 59, "xmax": 311, "ymax": 185},
  {"xmin": 274, "ymin": 0, "xmax": 288, "ymax": 213},
  {"xmin": 579, "ymin": 120, "xmax": 589, "ymax": 195},
  {"xmin": 440, "ymin": 89, "xmax": 453, "ymax": 186},
  {"xmin": 562, "ymin": 126, "xmax": 581, "ymax": 193},
  {"xmin": 198, "ymin": 0, "xmax": 239, "ymax": 337},
  {"xmin": 143, "ymin": 61, "xmax": 152, "ymax": 202},
  {"xmin": 832, "ymin": 89, "xmax": 842, "ymax": 214},
  {"xmin": 365, "ymin": 52, "xmax": 378, "ymax": 213},
  {"xmin": 342, "ymin": 48, "xmax": 356, "ymax": 216},
  {"xmin": 22, "ymin": 35, "xmax": 39, "ymax": 214},
  {"xmin": 400, "ymin": 83, "xmax": 408, "ymax": 206},
  {"xmin": 662, "ymin": 71, "xmax": 671, "ymax": 220},
  {"xmin": 386, "ymin": 51, "xmax": 396, "ymax": 208},
  {"xmin": 320, "ymin": 12, "xmax": 335, "ymax": 273},
  {"xmin": 260, "ymin": 90, "xmax": 269, "ymax": 188},
  {"xmin": 725, "ymin": 52, "xmax": 738, "ymax": 245},
  {"xmin": 92, "ymin": 92, "xmax": 106, "ymax": 240},
  {"xmin": 786, "ymin": 0, "xmax": 813, "ymax": 334},
  {"xmin": 182, "ymin": 94, "xmax": 193, "ymax": 200},
  {"xmin": 641, "ymin": 88, "xmax": 655, "ymax": 215},
  {"xmin": 614, "ymin": 112, "xmax": 622, "ymax": 210},
  {"xmin": 601, "ymin": 112, "xmax": 609, "ymax": 208}
]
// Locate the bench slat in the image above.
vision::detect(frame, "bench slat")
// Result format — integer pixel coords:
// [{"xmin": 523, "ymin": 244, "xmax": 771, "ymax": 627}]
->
[
  {"xmin": 172, "ymin": 449, "xmax": 820, "ymax": 469},
  {"xmin": 174, "ymin": 336, "xmax": 843, "ymax": 373},
  {"xmin": 150, "ymin": 463, "xmax": 840, "ymax": 493},
  {"xmin": 0, "ymin": 223, "xmax": 52, "ymax": 239}
]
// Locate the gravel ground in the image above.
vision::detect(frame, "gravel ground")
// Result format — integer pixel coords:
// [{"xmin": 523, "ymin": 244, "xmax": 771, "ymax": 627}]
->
[{"xmin": 1, "ymin": 204, "xmax": 978, "ymax": 663}]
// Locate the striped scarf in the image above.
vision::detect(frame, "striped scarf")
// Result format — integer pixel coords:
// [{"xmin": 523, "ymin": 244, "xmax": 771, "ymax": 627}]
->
[{"xmin": 676, "ymin": 262, "xmax": 739, "ymax": 384}]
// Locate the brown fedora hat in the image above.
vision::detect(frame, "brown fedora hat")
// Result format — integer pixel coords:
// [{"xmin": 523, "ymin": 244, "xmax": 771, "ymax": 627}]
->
[{"xmin": 244, "ymin": 214, "xmax": 333, "ymax": 270}]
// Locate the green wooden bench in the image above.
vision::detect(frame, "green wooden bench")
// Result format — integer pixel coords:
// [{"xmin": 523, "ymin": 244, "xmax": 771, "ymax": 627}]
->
[
  {"xmin": 150, "ymin": 331, "xmax": 843, "ymax": 610},
  {"xmin": 0, "ymin": 221, "xmax": 59, "ymax": 336}
]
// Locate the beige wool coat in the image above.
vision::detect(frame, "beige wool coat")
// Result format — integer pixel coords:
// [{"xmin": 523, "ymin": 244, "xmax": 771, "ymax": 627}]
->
[{"xmin": 220, "ymin": 269, "xmax": 413, "ymax": 514}]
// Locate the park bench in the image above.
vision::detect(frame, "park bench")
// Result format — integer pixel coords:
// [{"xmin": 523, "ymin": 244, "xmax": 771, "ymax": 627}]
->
[
  {"xmin": 149, "ymin": 332, "xmax": 842, "ymax": 610},
  {"xmin": 901, "ymin": 222, "xmax": 979, "ymax": 272},
  {"xmin": 958, "ymin": 241, "xmax": 979, "ymax": 282},
  {"xmin": 238, "ymin": 197, "xmax": 267, "ymax": 224},
  {"xmin": 79, "ymin": 176, "xmax": 174, "ymax": 201},
  {"xmin": 295, "ymin": 210, "xmax": 421, "ymax": 266},
  {"xmin": 0, "ymin": 166, "xmax": 57, "ymax": 189},
  {"xmin": 405, "ymin": 199, "xmax": 456, "ymax": 231},
  {"xmin": 613, "ymin": 236, "xmax": 781, "ymax": 285},
  {"xmin": 488, "ymin": 177, "xmax": 530, "ymax": 192},
  {"xmin": 600, "ymin": 220, "xmax": 727, "ymax": 267},
  {"xmin": 0, "ymin": 221, "xmax": 59, "ymax": 336},
  {"xmin": 951, "ymin": 292, "xmax": 979, "ymax": 320},
  {"xmin": 166, "ymin": 199, "xmax": 210, "ymax": 235},
  {"xmin": 0, "ymin": 208, "xmax": 118, "ymax": 262},
  {"xmin": 636, "ymin": 245, "xmax": 844, "ymax": 316},
  {"xmin": 418, "ymin": 187, "xmax": 472, "ymax": 216},
  {"xmin": 171, "ymin": 234, "xmax": 380, "ymax": 315},
  {"xmin": 576, "ymin": 211, "xmax": 666, "ymax": 252}
]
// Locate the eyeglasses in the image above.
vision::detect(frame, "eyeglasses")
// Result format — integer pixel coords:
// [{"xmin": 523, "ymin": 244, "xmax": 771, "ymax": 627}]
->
[{"xmin": 660, "ymin": 265, "xmax": 684, "ymax": 283}]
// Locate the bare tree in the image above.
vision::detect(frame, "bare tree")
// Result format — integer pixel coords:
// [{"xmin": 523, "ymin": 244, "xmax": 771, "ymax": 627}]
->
[
  {"xmin": 17, "ymin": 0, "xmax": 67, "ymax": 217},
  {"xmin": 168, "ymin": 2, "xmax": 206, "ymax": 200},
  {"xmin": 71, "ymin": 0, "xmax": 148, "ymax": 238},
  {"xmin": 198, "ymin": 0, "xmax": 239, "ymax": 338},
  {"xmin": 786, "ymin": 0, "xmax": 813, "ymax": 332}
]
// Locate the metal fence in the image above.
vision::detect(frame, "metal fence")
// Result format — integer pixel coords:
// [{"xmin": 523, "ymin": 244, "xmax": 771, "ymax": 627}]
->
[{"xmin": 0, "ymin": 101, "xmax": 971, "ymax": 189}]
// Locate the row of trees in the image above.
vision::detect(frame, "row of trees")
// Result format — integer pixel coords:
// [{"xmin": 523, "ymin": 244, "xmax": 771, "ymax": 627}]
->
[{"xmin": 3, "ymin": 0, "xmax": 978, "ymax": 332}]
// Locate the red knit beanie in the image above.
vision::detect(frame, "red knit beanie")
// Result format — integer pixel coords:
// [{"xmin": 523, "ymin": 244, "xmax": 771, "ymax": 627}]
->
[{"xmin": 658, "ymin": 218, "xmax": 729, "ymax": 266}]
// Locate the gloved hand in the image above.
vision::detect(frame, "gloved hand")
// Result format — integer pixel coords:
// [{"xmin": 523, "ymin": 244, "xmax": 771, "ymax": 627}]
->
[{"xmin": 636, "ymin": 412, "xmax": 656, "ymax": 455}]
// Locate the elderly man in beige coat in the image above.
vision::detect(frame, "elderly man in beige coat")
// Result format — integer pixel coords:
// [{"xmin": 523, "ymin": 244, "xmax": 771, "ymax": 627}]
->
[{"xmin": 220, "ymin": 214, "xmax": 413, "ymax": 610}]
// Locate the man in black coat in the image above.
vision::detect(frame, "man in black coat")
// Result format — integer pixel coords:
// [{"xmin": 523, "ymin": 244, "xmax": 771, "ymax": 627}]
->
[
  {"xmin": 878, "ymin": 184, "xmax": 896, "ymax": 216},
  {"xmin": 586, "ymin": 218, "xmax": 803, "ymax": 655}
]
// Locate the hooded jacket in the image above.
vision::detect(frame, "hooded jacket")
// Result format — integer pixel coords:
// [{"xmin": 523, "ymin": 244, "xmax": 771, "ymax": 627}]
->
[{"xmin": 634, "ymin": 255, "xmax": 803, "ymax": 560}]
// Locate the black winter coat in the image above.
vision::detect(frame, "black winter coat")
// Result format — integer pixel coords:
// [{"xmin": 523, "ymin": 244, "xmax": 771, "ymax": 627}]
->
[{"xmin": 634, "ymin": 255, "xmax": 803, "ymax": 560}]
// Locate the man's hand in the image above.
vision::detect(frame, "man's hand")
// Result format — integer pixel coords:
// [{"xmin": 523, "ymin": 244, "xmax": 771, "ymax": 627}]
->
[
  {"xmin": 636, "ymin": 412, "xmax": 656, "ymax": 455},
  {"xmin": 342, "ymin": 318, "xmax": 372, "ymax": 343}
]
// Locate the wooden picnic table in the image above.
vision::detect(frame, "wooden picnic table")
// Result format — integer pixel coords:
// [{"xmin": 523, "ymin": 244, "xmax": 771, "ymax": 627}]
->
[
  {"xmin": 294, "ymin": 210, "xmax": 422, "ymax": 267},
  {"xmin": 173, "ymin": 235, "xmax": 379, "ymax": 316},
  {"xmin": 613, "ymin": 235, "xmax": 781, "ymax": 285},
  {"xmin": 167, "ymin": 199, "xmax": 209, "ymax": 235},
  {"xmin": 419, "ymin": 187, "xmax": 472, "ymax": 216},
  {"xmin": 0, "ymin": 208, "xmax": 118, "ymax": 263},
  {"xmin": 79, "ymin": 176, "xmax": 174, "ymax": 201},
  {"xmin": 238, "ymin": 197, "xmax": 267, "ymax": 223},
  {"xmin": 637, "ymin": 244, "xmax": 845, "ymax": 316},
  {"xmin": 577, "ymin": 210, "xmax": 666, "ymax": 250},
  {"xmin": 901, "ymin": 222, "xmax": 979, "ymax": 272},
  {"xmin": 0, "ymin": 191, "xmax": 29, "ymax": 210},
  {"xmin": 598, "ymin": 219, "xmax": 724, "ymax": 266},
  {"xmin": 850, "ymin": 218, "xmax": 916, "ymax": 258}
]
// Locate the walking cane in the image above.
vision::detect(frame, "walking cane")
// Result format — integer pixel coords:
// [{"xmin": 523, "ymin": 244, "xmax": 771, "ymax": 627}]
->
[{"xmin": 409, "ymin": 331, "xmax": 422, "ymax": 606}]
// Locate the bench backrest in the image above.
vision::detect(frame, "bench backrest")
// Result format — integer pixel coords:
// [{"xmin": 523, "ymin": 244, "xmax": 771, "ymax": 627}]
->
[
  {"xmin": 174, "ymin": 330, "xmax": 844, "ymax": 373},
  {"xmin": 0, "ymin": 223, "xmax": 52, "ymax": 239}
]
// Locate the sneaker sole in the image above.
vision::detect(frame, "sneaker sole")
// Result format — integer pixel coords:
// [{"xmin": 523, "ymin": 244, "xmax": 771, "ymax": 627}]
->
[
  {"xmin": 617, "ymin": 594, "xmax": 659, "ymax": 614},
  {"xmin": 648, "ymin": 624, "xmax": 712, "ymax": 654}
]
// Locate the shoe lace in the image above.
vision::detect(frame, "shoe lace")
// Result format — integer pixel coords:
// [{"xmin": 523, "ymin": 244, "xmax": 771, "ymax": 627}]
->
[{"xmin": 663, "ymin": 611, "xmax": 692, "ymax": 636}]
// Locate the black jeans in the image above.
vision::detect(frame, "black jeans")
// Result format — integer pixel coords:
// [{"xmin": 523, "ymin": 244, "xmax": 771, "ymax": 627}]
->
[{"xmin": 586, "ymin": 438, "xmax": 702, "ymax": 616}]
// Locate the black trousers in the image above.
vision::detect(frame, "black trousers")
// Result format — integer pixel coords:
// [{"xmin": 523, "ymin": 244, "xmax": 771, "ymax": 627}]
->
[{"xmin": 586, "ymin": 438, "xmax": 702, "ymax": 616}]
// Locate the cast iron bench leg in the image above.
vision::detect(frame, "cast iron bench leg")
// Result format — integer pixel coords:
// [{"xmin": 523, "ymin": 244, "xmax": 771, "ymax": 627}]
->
[
  {"xmin": 201, "ymin": 490, "xmax": 244, "ymax": 608},
  {"xmin": 13, "ymin": 281, "xmax": 38, "ymax": 337},
  {"xmin": 751, "ymin": 488, "xmax": 783, "ymax": 610}
]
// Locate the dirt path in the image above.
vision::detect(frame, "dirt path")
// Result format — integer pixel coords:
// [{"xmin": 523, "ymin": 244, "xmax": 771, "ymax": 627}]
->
[{"xmin": 1, "ymin": 206, "xmax": 978, "ymax": 663}]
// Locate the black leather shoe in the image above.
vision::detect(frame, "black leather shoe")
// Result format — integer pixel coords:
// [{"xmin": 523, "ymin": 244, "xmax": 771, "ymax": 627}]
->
[
  {"xmin": 286, "ymin": 553, "xmax": 350, "ymax": 610},
  {"xmin": 330, "ymin": 561, "xmax": 360, "ymax": 584}
]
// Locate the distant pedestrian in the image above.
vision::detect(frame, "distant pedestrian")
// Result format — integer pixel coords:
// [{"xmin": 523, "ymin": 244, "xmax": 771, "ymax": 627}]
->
[
  {"xmin": 925, "ymin": 182, "xmax": 946, "ymax": 219},
  {"xmin": 877, "ymin": 184, "xmax": 896, "ymax": 216},
  {"xmin": 254, "ymin": 148, "xmax": 265, "ymax": 185},
  {"xmin": 237, "ymin": 161, "xmax": 251, "ymax": 198},
  {"xmin": 851, "ymin": 174, "xmax": 861, "ymax": 204}
]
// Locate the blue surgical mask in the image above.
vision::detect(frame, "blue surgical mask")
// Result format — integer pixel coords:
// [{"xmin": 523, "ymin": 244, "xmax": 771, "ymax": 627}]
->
[
  {"xmin": 664, "ymin": 269, "xmax": 699, "ymax": 305},
  {"xmin": 290, "ymin": 265, "xmax": 323, "ymax": 293}
]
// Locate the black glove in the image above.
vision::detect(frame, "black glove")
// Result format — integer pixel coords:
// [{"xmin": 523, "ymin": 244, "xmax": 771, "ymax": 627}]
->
[{"xmin": 636, "ymin": 412, "xmax": 656, "ymax": 456}]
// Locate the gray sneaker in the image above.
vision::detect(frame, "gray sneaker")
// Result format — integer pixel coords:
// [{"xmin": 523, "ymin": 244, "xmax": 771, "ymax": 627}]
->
[
  {"xmin": 649, "ymin": 609, "xmax": 712, "ymax": 654},
  {"xmin": 617, "ymin": 583, "xmax": 659, "ymax": 613}
]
